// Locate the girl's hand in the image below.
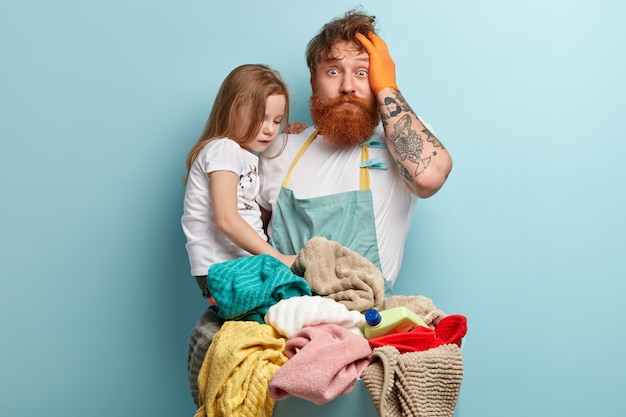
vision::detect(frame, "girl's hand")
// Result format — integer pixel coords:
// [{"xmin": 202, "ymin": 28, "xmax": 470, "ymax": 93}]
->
[
  {"xmin": 277, "ymin": 253, "xmax": 297, "ymax": 268},
  {"xmin": 283, "ymin": 121, "xmax": 308, "ymax": 134}
]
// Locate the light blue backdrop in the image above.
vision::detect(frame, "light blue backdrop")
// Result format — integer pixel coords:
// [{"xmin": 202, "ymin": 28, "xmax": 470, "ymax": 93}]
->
[{"xmin": 1, "ymin": 1, "xmax": 624, "ymax": 416}]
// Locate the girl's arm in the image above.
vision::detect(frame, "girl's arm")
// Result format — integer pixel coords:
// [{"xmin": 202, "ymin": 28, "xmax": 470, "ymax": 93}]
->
[{"xmin": 210, "ymin": 170, "xmax": 296, "ymax": 267}]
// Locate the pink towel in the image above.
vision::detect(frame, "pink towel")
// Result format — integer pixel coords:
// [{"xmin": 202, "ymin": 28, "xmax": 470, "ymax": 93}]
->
[{"xmin": 268, "ymin": 323, "xmax": 372, "ymax": 405}]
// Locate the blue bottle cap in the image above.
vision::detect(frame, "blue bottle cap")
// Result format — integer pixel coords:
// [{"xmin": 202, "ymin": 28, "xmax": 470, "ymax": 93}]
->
[{"xmin": 365, "ymin": 309, "xmax": 382, "ymax": 326}]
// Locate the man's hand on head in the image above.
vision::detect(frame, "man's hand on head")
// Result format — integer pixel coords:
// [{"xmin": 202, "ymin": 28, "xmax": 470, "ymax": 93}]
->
[{"xmin": 355, "ymin": 32, "xmax": 398, "ymax": 94}]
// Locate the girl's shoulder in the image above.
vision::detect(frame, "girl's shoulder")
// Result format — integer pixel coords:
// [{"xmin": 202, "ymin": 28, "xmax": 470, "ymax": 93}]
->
[
  {"xmin": 198, "ymin": 137, "xmax": 248, "ymax": 159},
  {"xmin": 201, "ymin": 137, "xmax": 239, "ymax": 152}
]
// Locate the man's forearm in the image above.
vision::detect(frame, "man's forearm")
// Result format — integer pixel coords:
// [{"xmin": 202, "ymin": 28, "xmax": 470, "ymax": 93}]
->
[{"xmin": 378, "ymin": 88, "xmax": 452, "ymax": 198}]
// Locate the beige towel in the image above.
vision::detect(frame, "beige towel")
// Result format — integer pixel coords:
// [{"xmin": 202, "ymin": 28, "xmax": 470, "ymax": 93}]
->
[
  {"xmin": 292, "ymin": 236, "xmax": 385, "ymax": 312},
  {"xmin": 382, "ymin": 295, "xmax": 447, "ymax": 327},
  {"xmin": 361, "ymin": 344, "xmax": 464, "ymax": 417}
]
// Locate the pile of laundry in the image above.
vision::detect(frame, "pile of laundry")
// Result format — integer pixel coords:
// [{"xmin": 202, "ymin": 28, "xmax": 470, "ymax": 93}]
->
[{"xmin": 188, "ymin": 236, "xmax": 467, "ymax": 417}]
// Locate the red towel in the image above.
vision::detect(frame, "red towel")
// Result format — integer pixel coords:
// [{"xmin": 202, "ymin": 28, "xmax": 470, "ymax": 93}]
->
[{"xmin": 368, "ymin": 315, "xmax": 467, "ymax": 353}]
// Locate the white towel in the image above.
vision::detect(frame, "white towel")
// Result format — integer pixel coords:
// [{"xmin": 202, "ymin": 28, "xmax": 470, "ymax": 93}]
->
[{"xmin": 264, "ymin": 295, "xmax": 365, "ymax": 339}]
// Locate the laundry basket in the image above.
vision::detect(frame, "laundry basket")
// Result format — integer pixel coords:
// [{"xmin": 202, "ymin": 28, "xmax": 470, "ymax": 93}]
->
[
  {"xmin": 272, "ymin": 338, "xmax": 467, "ymax": 417},
  {"xmin": 272, "ymin": 379, "xmax": 461, "ymax": 417},
  {"xmin": 272, "ymin": 379, "xmax": 377, "ymax": 416}
]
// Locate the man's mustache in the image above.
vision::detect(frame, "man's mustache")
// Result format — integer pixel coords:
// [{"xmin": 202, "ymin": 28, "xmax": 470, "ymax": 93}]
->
[{"xmin": 325, "ymin": 94, "xmax": 370, "ymax": 108}]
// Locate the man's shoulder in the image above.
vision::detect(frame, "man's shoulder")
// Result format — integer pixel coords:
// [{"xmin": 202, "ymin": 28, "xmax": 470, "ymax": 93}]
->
[
  {"xmin": 274, "ymin": 126, "xmax": 319, "ymax": 159},
  {"xmin": 287, "ymin": 126, "xmax": 317, "ymax": 144}
]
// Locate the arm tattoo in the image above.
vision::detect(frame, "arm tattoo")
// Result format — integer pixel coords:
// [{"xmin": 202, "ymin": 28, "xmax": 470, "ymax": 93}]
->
[
  {"xmin": 390, "ymin": 114, "xmax": 431, "ymax": 176},
  {"xmin": 395, "ymin": 160, "xmax": 413, "ymax": 182},
  {"xmin": 381, "ymin": 91, "xmax": 444, "ymax": 177},
  {"xmin": 423, "ymin": 126, "xmax": 445, "ymax": 151},
  {"xmin": 380, "ymin": 92, "xmax": 411, "ymax": 126}
]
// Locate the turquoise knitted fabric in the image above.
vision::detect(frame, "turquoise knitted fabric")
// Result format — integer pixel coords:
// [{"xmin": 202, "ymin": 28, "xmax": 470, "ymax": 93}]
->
[{"xmin": 208, "ymin": 254, "xmax": 312, "ymax": 322}]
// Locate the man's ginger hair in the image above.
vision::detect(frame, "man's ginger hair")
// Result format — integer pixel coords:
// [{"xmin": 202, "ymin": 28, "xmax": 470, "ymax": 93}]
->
[{"xmin": 305, "ymin": 9, "xmax": 376, "ymax": 75}]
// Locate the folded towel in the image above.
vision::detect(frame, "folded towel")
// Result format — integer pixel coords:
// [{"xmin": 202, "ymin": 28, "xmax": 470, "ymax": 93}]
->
[
  {"xmin": 382, "ymin": 294, "xmax": 447, "ymax": 327},
  {"xmin": 195, "ymin": 321, "xmax": 287, "ymax": 417},
  {"xmin": 291, "ymin": 236, "xmax": 385, "ymax": 313},
  {"xmin": 264, "ymin": 295, "xmax": 365, "ymax": 339},
  {"xmin": 361, "ymin": 344, "xmax": 464, "ymax": 417},
  {"xmin": 188, "ymin": 306, "xmax": 225, "ymax": 407},
  {"xmin": 268, "ymin": 323, "xmax": 372, "ymax": 405},
  {"xmin": 208, "ymin": 254, "xmax": 312, "ymax": 321}
]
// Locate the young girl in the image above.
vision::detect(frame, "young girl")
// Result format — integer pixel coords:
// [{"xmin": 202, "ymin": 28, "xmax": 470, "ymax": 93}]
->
[{"xmin": 182, "ymin": 64, "xmax": 297, "ymax": 299}]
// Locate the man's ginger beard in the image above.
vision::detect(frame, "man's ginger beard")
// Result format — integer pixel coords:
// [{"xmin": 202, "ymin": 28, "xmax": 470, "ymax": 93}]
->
[{"xmin": 310, "ymin": 93, "xmax": 380, "ymax": 147}]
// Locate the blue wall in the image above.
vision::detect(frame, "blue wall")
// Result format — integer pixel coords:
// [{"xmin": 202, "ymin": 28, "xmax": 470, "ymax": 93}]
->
[{"xmin": 1, "ymin": 1, "xmax": 624, "ymax": 416}]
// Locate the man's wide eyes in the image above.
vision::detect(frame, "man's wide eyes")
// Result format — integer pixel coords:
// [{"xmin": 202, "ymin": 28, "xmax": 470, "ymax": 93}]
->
[{"xmin": 326, "ymin": 69, "xmax": 368, "ymax": 77}]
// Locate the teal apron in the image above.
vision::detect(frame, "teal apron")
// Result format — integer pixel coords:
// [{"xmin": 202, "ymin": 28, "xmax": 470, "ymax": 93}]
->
[{"xmin": 270, "ymin": 129, "xmax": 393, "ymax": 297}]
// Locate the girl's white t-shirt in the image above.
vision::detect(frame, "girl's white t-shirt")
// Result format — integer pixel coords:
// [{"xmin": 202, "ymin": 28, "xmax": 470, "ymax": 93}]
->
[{"xmin": 182, "ymin": 138, "xmax": 266, "ymax": 276}]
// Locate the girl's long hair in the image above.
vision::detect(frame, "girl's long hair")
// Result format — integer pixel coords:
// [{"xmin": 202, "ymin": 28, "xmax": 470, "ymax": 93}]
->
[{"xmin": 183, "ymin": 64, "xmax": 290, "ymax": 186}]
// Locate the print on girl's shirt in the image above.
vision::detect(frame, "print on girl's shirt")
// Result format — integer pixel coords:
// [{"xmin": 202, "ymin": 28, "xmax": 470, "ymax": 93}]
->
[{"xmin": 239, "ymin": 164, "xmax": 260, "ymax": 210}]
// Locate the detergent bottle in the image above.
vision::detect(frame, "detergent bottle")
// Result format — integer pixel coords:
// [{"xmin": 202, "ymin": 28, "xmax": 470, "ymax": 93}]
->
[{"xmin": 362, "ymin": 306, "xmax": 429, "ymax": 339}]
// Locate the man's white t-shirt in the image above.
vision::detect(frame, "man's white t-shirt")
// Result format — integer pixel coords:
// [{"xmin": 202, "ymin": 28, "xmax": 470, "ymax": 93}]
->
[
  {"xmin": 258, "ymin": 125, "xmax": 417, "ymax": 285},
  {"xmin": 182, "ymin": 138, "xmax": 266, "ymax": 277}
]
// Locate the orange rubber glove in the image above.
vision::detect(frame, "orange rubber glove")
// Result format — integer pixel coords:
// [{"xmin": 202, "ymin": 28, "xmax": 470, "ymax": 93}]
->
[{"xmin": 356, "ymin": 32, "xmax": 398, "ymax": 94}]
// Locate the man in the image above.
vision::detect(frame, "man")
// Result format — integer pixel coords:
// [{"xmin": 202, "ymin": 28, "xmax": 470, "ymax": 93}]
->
[
  {"xmin": 187, "ymin": 9, "xmax": 453, "ymax": 409},
  {"xmin": 258, "ymin": 10, "xmax": 452, "ymax": 288}
]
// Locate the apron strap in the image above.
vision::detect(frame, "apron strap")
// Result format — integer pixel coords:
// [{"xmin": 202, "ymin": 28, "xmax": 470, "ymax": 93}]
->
[
  {"xmin": 360, "ymin": 145, "xmax": 370, "ymax": 191},
  {"xmin": 283, "ymin": 129, "xmax": 318, "ymax": 188},
  {"xmin": 283, "ymin": 128, "xmax": 372, "ymax": 190}
]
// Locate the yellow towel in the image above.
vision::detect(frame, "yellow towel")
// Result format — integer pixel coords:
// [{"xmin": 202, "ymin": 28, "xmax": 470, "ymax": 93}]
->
[{"xmin": 195, "ymin": 321, "xmax": 288, "ymax": 417}]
